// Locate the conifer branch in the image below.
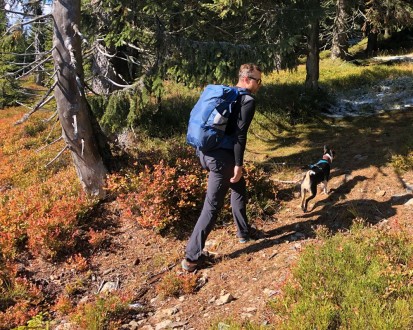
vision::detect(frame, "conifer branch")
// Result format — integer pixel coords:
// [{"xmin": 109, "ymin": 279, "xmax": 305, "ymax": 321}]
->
[
  {"xmin": 0, "ymin": 49, "xmax": 53, "ymax": 57},
  {"xmin": 72, "ymin": 23, "xmax": 88, "ymax": 45},
  {"xmin": 44, "ymin": 110, "xmax": 58, "ymax": 123},
  {"xmin": 104, "ymin": 76, "xmax": 134, "ymax": 88},
  {"xmin": 44, "ymin": 117, "xmax": 60, "ymax": 141},
  {"xmin": 4, "ymin": 9, "xmax": 37, "ymax": 17}
]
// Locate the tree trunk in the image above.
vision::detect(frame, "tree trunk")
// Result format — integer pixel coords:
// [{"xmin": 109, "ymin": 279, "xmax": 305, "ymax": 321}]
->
[
  {"xmin": 305, "ymin": 18, "xmax": 320, "ymax": 90},
  {"xmin": 331, "ymin": 0, "xmax": 349, "ymax": 60},
  {"xmin": 52, "ymin": 0, "xmax": 108, "ymax": 198},
  {"xmin": 366, "ymin": 30, "xmax": 378, "ymax": 56},
  {"xmin": 34, "ymin": 4, "xmax": 45, "ymax": 85},
  {"xmin": 91, "ymin": 42, "xmax": 121, "ymax": 94}
]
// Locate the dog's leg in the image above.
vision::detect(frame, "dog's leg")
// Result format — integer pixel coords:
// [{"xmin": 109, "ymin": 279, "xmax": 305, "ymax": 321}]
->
[
  {"xmin": 304, "ymin": 184, "xmax": 317, "ymax": 212},
  {"xmin": 322, "ymin": 180, "xmax": 328, "ymax": 194},
  {"xmin": 300, "ymin": 172, "xmax": 310, "ymax": 212},
  {"xmin": 300, "ymin": 186, "xmax": 307, "ymax": 212}
]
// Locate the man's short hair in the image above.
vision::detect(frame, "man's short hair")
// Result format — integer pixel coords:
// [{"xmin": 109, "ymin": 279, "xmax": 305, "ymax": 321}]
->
[{"xmin": 239, "ymin": 63, "xmax": 262, "ymax": 78}]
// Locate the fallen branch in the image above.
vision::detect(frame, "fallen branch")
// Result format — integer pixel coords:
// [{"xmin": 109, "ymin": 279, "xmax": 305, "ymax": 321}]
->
[{"xmin": 146, "ymin": 263, "xmax": 177, "ymax": 285}]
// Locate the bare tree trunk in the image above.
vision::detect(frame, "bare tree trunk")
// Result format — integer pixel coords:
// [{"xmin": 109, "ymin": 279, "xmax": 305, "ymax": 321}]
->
[
  {"xmin": 91, "ymin": 42, "xmax": 122, "ymax": 94},
  {"xmin": 34, "ymin": 4, "xmax": 45, "ymax": 85},
  {"xmin": 52, "ymin": 0, "xmax": 108, "ymax": 198},
  {"xmin": 364, "ymin": 22, "xmax": 378, "ymax": 57},
  {"xmin": 331, "ymin": 0, "xmax": 349, "ymax": 60},
  {"xmin": 366, "ymin": 31, "xmax": 378, "ymax": 56},
  {"xmin": 305, "ymin": 18, "xmax": 320, "ymax": 90}
]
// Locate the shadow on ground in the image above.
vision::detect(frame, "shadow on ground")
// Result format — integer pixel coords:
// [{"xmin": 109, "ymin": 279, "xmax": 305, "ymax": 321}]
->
[{"xmin": 224, "ymin": 174, "xmax": 412, "ymax": 261}]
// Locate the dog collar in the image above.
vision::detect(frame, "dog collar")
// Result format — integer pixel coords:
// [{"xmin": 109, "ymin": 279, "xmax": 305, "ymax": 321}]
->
[{"xmin": 323, "ymin": 154, "xmax": 333, "ymax": 163}]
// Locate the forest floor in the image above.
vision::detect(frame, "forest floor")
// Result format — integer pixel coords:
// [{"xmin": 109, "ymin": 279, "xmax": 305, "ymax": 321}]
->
[{"xmin": 25, "ymin": 107, "xmax": 413, "ymax": 329}]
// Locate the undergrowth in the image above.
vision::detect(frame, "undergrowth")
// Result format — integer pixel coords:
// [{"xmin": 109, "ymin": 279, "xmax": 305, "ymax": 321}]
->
[{"xmin": 107, "ymin": 143, "xmax": 278, "ymax": 236}]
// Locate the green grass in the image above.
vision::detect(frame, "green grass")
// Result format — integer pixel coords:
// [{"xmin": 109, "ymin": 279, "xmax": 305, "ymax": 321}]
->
[{"xmin": 269, "ymin": 221, "xmax": 413, "ymax": 330}]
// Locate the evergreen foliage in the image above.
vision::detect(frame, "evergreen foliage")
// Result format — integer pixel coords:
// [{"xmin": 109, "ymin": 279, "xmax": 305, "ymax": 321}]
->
[{"xmin": 0, "ymin": 28, "xmax": 24, "ymax": 108}]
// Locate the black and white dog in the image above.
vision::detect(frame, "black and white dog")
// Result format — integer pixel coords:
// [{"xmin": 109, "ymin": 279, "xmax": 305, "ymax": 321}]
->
[{"xmin": 300, "ymin": 146, "xmax": 335, "ymax": 213}]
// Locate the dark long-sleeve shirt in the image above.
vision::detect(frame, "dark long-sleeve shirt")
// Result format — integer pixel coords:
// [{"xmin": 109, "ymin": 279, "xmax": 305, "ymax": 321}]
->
[{"xmin": 224, "ymin": 94, "xmax": 256, "ymax": 166}]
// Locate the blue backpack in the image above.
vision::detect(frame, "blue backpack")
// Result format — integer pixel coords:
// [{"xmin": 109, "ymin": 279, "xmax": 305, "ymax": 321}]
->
[{"xmin": 186, "ymin": 84, "xmax": 249, "ymax": 152}]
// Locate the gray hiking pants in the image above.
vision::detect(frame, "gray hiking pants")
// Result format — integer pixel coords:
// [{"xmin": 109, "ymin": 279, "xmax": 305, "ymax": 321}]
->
[{"xmin": 185, "ymin": 149, "xmax": 249, "ymax": 262}]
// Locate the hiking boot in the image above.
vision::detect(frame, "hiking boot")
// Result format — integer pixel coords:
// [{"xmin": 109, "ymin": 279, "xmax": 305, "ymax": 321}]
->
[
  {"xmin": 239, "ymin": 236, "xmax": 251, "ymax": 244},
  {"xmin": 181, "ymin": 259, "xmax": 198, "ymax": 272}
]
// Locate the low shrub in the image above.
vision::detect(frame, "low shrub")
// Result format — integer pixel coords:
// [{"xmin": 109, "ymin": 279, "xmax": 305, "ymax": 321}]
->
[
  {"xmin": 111, "ymin": 145, "xmax": 278, "ymax": 234},
  {"xmin": 244, "ymin": 163, "xmax": 278, "ymax": 221},
  {"xmin": 70, "ymin": 294, "xmax": 131, "ymax": 330},
  {"xmin": 0, "ymin": 273, "xmax": 43, "ymax": 330},
  {"xmin": 116, "ymin": 156, "xmax": 207, "ymax": 233},
  {"xmin": 156, "ymin": 271, "xmax": 199, "ymax": 298},
  {"xmin": 391, "ymin": 151, "xmax": 413, "ymax": 173}
]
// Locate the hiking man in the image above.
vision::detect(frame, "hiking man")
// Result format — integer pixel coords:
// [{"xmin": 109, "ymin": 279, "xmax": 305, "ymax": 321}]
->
[{"xmin": 182, "ymin": 63, "xmax": 262, "ymax": 272}]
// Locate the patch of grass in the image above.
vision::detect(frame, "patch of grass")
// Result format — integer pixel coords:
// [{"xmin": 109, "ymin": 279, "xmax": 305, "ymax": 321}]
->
[
  {"xmin": 391, "ymin": 151, "xmax": 413, "ymax": 173},
  {"xmin": 269, "ymin": 220, "xmax": 413, "ymax": 330},
  {"xmin": 209, "ymin": 318, "xmax": 273, "ymax": 330},
  {"xmin": 70, "ymin": 294, "xmax": 131, "ymax": 330}
]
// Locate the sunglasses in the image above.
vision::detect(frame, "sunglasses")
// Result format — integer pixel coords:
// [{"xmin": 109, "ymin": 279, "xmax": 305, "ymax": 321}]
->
[{"xmin": 248, "ymin": 76, "xmax": 262, "ymax": 85}]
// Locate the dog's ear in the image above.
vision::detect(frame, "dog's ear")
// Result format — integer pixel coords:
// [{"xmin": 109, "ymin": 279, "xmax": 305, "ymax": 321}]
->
[{"xmin": 323, "ymin": 145, "xmax": 329, "ymax": 154}]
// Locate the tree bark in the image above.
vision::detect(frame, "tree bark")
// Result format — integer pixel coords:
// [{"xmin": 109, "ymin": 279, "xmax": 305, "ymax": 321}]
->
[
  {"xmin": 91, "ymin": 42, "xmax": 121, "ymax": 94},
  {"xmin": 365, "ymin": 22, "xmax": 378, "ymax": 57},
  {"xmin": 331, "ymin": 0, "xmax": 349, "ymax": 60},
  {"xmin": 305, "ymin": 18, "xmax": 320, "ymax": 90},
  {"xmin": 52, "ymin": 0, "xmax": 108, "ymax": 198},
  {"xmin": 33, "ymin": 3, "xmax": 45, "ymax": 85}
]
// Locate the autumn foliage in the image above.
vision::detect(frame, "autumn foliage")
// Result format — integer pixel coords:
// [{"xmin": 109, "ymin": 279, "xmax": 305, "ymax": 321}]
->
[
  {"xmin": 0, "ymin": 107, "xmax": 278, "ymax": 328},
  {"xmin": 0, "ymin": 108, "xmax": 93, "ymax": 327}
]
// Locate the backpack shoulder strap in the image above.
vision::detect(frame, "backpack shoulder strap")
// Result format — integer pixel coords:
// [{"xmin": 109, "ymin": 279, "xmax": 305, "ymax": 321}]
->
[{"xmin": 236, "ymin": 87, "xmax": 250, "ymax": 96}]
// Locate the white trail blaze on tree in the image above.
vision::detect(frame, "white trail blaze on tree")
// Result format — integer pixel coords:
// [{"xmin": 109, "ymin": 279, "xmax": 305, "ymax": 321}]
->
[{"xmin": 52, "ymin": 0, "xmax": 107, "ymax": 197}]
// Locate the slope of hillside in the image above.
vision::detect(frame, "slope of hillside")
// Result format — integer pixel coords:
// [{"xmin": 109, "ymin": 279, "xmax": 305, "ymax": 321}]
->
[
  {"xmin": 29, "ymin": 110, "xmax": 413, "ymax": 330},
  {"xmin": 2, "ymin": 56, "xmax": 413, "ymax": 330}
]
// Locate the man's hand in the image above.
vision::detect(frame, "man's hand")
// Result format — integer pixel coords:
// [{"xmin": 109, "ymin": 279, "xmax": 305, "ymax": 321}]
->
[{"xmin": 230, "ymin": 165, "xmax": 243, "ymax": 183}]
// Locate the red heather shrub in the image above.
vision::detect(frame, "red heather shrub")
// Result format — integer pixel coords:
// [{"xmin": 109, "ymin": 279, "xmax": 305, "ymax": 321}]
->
[
  {"xmin": 0, "ymin": 166, "xmax": 91, "ymax": 261},
  {"xmin": 117, "ymin": 156, "xmax": 207, "ymax": 232},
  {"xmin": 0, "ymin": 274, "xmax": 43, "ymax": 330},
  {"xmin": 1, "ymin": 108, "xmax": 89, "ymax": 261},
  {"xmin": 112, "ymin": 144, "xmax": 278, "ymax": 233},
  {"xmin": 24, "ymin": 169, "xmax": 93, "ymax": 260}
]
